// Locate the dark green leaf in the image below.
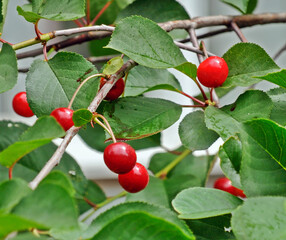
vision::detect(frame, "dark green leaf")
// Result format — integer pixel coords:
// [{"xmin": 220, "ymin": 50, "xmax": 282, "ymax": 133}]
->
[
  {"xmin": 73, "ymin": 109, "xmax": 93, "ymax": 127},
  {"xmin": 220, "ymin": 0, "xmax": 258, "ymax": 14},
  {"xmin": 0, "ymin": 179, "xmax": 31, "ymax": 215},
  {"xmin": 103, "ymin": 96, "xmax": 182, "ymax": 140},
  {"xmin": 103, "ymin": 56, "xmax": 124, "ymax": 75},
  {"xmin": 175, "ymin": 62, "xmax": 197, "ymax": 81},
  {"xmin": 187, "ymin": 214, "xmax": 236, "ymax": 240},
  {"xmin": 179, "ymin": 111, "xmax": 219, "ymax": 151},
  {"xmin": 172, "ymin": 187, "xmax": 243, "ymax": 219},
  {"xmin": 232, "ymin": 196, "xmax": 286, "ymax": 240},
  {"xmin": 267, "ymin": 87, "xmax": 286, "ymax": 126},
  {"xmin": 79, "ymin": 122, "xmax": 161, "ymax": 152},
  {"xmin": 0, "ymin": 43, "xmax": 17, "ymax": 93},
  {"xmin": 116, "ymin": 0, "xmax": 190, "ymax": 23},
  {"xmin": 0, "ymin": 116, "xmax": 65, "ymax": 167},
  {"xmin": 26, "ymin": 52, "xmax": 99, "ymax": 117},
  {"xmin": 106, "ymin": 16, "xmax": 186, "ymax": 68},
  {"xmin": 84, "ymin": 202, "xmax": 195, "ymax": 240},
  {"xmin": 255, "ymin": 69, "xmax": 286, "ymax": 88},
  {"xmin": 13, "ymin": 183, "xmax": 79, "ymax": 229},
  {"xmin": 222, "ymin": 43, "xmax": 280, "ymax": 88},
  {"xmin": 17, "ymin": 0, "xmax": 85, "ymax": 23},
  {"xmin": 124, "ymin": 64, "xmax": 182, "ymax": 96}
]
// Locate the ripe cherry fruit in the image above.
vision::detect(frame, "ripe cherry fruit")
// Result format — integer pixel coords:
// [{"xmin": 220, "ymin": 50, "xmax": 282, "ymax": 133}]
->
[
  {"xmin": 50, "ymin": 107, "xmax": 74, "ymax": 131},
  {"xmin": 118, "ymin": 163, "xmax": 149, "ymax": 193},
  {"xmin": 214, "ymin": 177, "xmax": 246, "ymax": 198},
  {"xmin": 104, "ymin": 142, "xmax": 137, "ymax": 174},
  {"xmin": 12, "ymin": 92, "xmax": 34, "ymax": 117},
  {"xmin": 99, "ymin": 77, "xmax": 125, "ymax": 101},
  {"xmin": 197, "ymin": 56, "xmax": 229, "ymax": 88}
]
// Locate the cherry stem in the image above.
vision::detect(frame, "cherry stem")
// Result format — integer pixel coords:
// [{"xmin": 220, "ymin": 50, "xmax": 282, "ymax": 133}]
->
[
  {"xmin": 194, "ymin": 79, "xmax": 208, "ymax": 101},
  {"xmin": 181, "ymin": 104, "xmax": 206, "ymax": 108},
  {"xmin": 90, "ymin": 0, "xmax": 114, "ymax": 26},
  {"xmin": 83, "ymin": 197, "xmax": 97, "ymax": 208},
  {"xmin": 8, "ymin": 162, "xmax": 16, "ymax": 180},
  {"xmin": 0, "ymin": 36, "xmax": 12, "ymax": 45},
  {"xmin": 210, "ymin": 88, "xmax": 214, "ymax": 102},
  {"xmin": 81, "ymin": 17, "xmax": 87, "ymax": 26},
  {"xmin": 34, "ymin": 20, "xmax": 43, "ymax": 40},
  {"xmin": 176, "ymin": 89, "xmax": 206, "ymax": 106},
  {"xmin": 73, "ymin": 19, "xmax": 84, "ymax": 27},
  {"xmin": 67, "ymin": 73, "xmax": 105, "ymax": 109},
  {"xmin": 231, "ymin": 21, "xmax": 248, "ymax": 43},
  {"xmin": 155, "ymin": 149, "xmax": 192, "ymax": 179},
  {"xmin": 94, "ymin": 113, "xmax": 117, "ymax": 143},
  {"xmin": 86, "ymin": 0, "xmax": 90, "ymax": 25},
  {"xmin": 42, "ymin": 42, "xmax": 48, "ymax": 61}
]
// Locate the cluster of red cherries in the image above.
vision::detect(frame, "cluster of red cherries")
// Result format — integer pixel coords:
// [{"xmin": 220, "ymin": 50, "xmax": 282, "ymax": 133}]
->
[{"xmin": 12, "ymin": 77, "xmax": 149, "ymax": 193}]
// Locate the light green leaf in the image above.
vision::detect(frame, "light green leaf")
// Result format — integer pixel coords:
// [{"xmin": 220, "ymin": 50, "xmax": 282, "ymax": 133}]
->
[
  {"xmin": 232, "ymin": 197, "xmax": 286, "ymax": 240},
  {"xmin": 26, "ymin": 52, "xmax": 99, "ymax": 117},
  {"xmin": 124, "ymin": 64, "xmax": 182, "ymax": 96},
  {"xmin": 0, "ymin": 43, "xmax": 17, "ymax": 93},
  {"xmin": 179, "ymin": 111, "xmax": 219, "ymax": 151},
  {"xmin": 220, "ymin": 0, "xmax": 258, "ymax": 14},
  {"xmin": 172, "ymin": 187, "xmax": 242, "ymax": 219},
  {"xmin": 103, "ymin": 56, "xmax": 124, "ymax": 75},
  {"xmin": 0, "ymin": 116, "xmax": 65, "ymax": 167},
  {"xmin": 267, "ymin": 87, "xmax": 286, "ymax": 126},
  {"xmin": 174, "ymin": 62, "xmax": 197, "ymax": 81},
  {"xmin": 72, "ymin": 109, "xmax": 93, "ymax": 127},
  {"xmin": 84, "ymin": 202, "xmax": 195, "ymax": 240},
  {"xmin": 17, "ymin": 0, "xmax": 85, "ymax": 23},
  {"xmin": 106, "ymin": 16, "xmax": 186, "ymax": 69},
  {"xmin": 0, "ymin": 179, "xmax": 31, "ymax": 215},
  {"xmin": 222, "ymin": 43, "xmax": 280, "ymax": 88},
  {"xmin": 255, "ymin": 69, "xmax": 286, "ymax": 89},
  {"xmin": 103, "ymin": 96, "xmax": 182, "ymax": 140},
  {"xmin": 0, "ymin": 0, "xmax": 8, "ymax": 32}
]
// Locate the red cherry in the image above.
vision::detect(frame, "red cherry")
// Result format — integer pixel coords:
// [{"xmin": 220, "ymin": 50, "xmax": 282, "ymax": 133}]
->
[
  {"xmin": 104, "ymin": 142, "xmax": 137, "ymax": 174},
  {"xmin": 118, "ymin": 163, "xmax": 149, "ymax": 193},
  {"xmin": 197, "ymin": 56, "xmax": 229, "ymax": 88},
  {"xmin": 50, "ymin": 107, "xmax": 74, "ymax": 131},
  {"xmin": 100, "ymin": 77, "xmax": 125, "ymax": 101},
  {"xmin": 12, "ymin": 92, "xmax": 34, "ymax": 117},
  {"xmin": 214, "ymin": 177, "xmax": 246, "ymax": 198}
]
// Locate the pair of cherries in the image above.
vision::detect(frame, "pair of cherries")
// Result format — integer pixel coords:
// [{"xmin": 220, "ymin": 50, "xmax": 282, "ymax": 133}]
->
[{"xmin": 104, "ymin": 142, "xmax": 149, "ymax": 193}]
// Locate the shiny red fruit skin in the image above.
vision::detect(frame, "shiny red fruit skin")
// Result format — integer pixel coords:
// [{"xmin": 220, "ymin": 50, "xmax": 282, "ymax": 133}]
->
[
  {"xmin": 100, "ymin": 77, "xmax": 125, "ymax": 101},
  {"xmin": 50, "ymin": 107, "xmax": 74, "ymax": 131},
  {"xmin": 214, "ymin": 177, "xmax": 246, "ymax": 198},
  {"xmin": 197, "ymin": 56, "xmax": 229, "ymax": 88},
  {"xmin": 118, "ymin": 163, "xmax": 149, "ymax": 193},
  {"xmin": 104, "ymin": 142, "xmax": 137, "ymax": 174},
  {"xmin": 12, "ymin": 92, "xmax": 34, "ymax": 117}
]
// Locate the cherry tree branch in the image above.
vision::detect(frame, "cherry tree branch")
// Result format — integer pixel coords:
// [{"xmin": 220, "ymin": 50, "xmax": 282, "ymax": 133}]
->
[{"xmin": 29, "ymin": 59, "xmax": 137, "ymax": 190}]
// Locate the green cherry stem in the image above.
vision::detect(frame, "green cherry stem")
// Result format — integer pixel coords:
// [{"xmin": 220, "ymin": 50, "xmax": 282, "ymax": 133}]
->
[
  {"xmin": 155, "ymin": 149, "xmax": 192, "ymax": 179},
  {"xmin": 67, "ymin": 73, "xmax": 105, "ymax": 109},
  {"xmin": 94, "ymin": 113, "xmax": 117, "ymax": 143}
]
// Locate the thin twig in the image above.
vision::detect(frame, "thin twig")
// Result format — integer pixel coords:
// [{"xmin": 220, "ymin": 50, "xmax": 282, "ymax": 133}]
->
[
  {"xmin": 174, "ymin": 41, "xmax": 215, "ymax": 57},
  {"xmin": 200, "ymin": 41, "xmax": 209, "ymax": 58},
  {"xmin": 29, "ymin": 60, "xmax": 137, "ymax": 190},
  {"xmin": 273, "ymin": 42, "xmax": 286, "ymax": 60},
  {"xmin": 230, "ymin": 21, "xmax": 248, "ymax": 42},
  {"xmin": 188, "ymin": 28, "xmax": 204, "ymax": 63},
  {"xmin": 53, "ymin": 25, "xmax": 115, "ymax": 37}
]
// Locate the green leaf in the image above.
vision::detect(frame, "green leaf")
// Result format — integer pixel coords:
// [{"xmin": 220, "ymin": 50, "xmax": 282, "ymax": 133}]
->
[
  {"xmin": 72, "ymin": 109, "xmax": 93, "ymax": 127},
  {"xmin": 84, "ymin": 202, "xmax": 195, "ymax": 240},
  {"xmin": 222, "ymin": 43, "xmax": 280, "ymax": 88},
  {"xmin": 0, "ymin": 215, "xmax": 45, "ymax": 238},
  {"xmin": 124, "ymin": 64, "xmax": 182, "ymax": 96},
  {"xmin": 255, "ymin": 69, "xmax": 286, "ymax": 89},
  {"xmin": 0, "ymin": 0, "xmax": 8, "ymax": 32},
  {"xmin": 106, "ymin": 16, "xmax": 186, "ymax": 69},
  {"xmin": 220, "ymin": 0, "xmax": 258, "ymax": 14},
  {"xmin": 26, "ymin": 52, "xmax": 99, "ymax": 117},
  {"xmin": 174, "ymin": 62, "xmax": 197, "ymax": 81},
  {"xmin": 79, "ymin": 122, "xmax": 161, "ymax": 152},
  {"xmin": 179, "ymin": 111, "xmax": 219, "ymax": 151},
  {"xmin": 13, "ymin": 183, "xmax": 79, "ymax": 229},
  {"xmin": 126, "ymin": 176, "xmax": 170, "ymax": 208},
  {"xmin": 0, "ymin": 43, "xmax": 18, "ymax": 93},
  {"xmin": 103, "ymin": 56, "xmax": 124, "ymax": 75},
  {"xmin": 103, "ymin": 96, "xmax": 182, "ymax": 140},
  {"xmin": 0, "ymin": 116, "xmax": 65, "ymax": 167},
  {"xmin": 0, "ymin": 179, "xmax": 31, "ymax": 215},
  {"xmin": 232, "ymin": 196, "xmax": 286, "ymax": 240},
  {"xmin": 219, "ymin": 137, "xmax": 242, "ymax": 188},
  {"xmin": 17, "ymin": 0, "xmax": 85, "ymax": 23},
  {"xmin": 267, "ymin": 87, "xmax": 286, "ymax": 126},
  {"xmin": 9, "ymin": 232, "xmax": 51, "ymax": 240},
  {"xmin": 205, "ymin": 107, "xmax": 286, "ymax": 197},
  {"xmin": 187, "ymin": 214, "xmax": 236, "ymax": 240},
  {"xmin": 116, "ymin": 0, "xmax": 190, "ymax": 23},
  {"xmin": 172, "ymin": 187, "xmax": 243, "ymax": 219}
]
